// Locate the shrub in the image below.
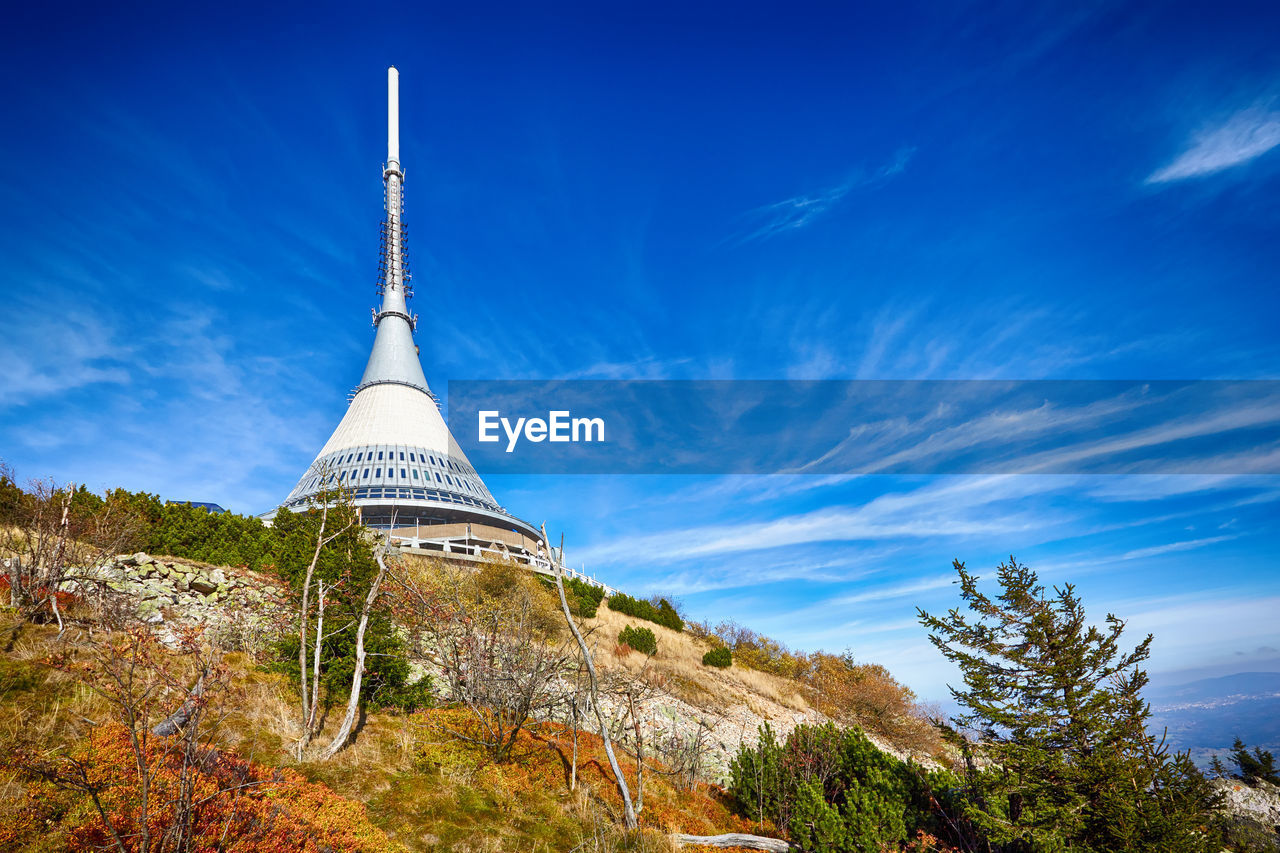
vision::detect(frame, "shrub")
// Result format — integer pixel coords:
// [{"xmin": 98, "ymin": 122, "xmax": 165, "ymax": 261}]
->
[
  {"xmin": 702, "ymin": 646, "xmax": 732, "ymax": 668},
  {"xmin": 539, "ymin": 575, "xmax": 606, "ymax": 618},
  {"xmin": 619, "ymin": 625, "xmax": 657, "ymax": 656},
  {"xmin": 606, "ymin": 592, "xmax": 683, "ymax": 632},
  {"xmin": 3, "ymin": 724, "xmax": 399, "ymax": 852},
  {"xmin": 728, "ymin": 722, "xmax": 962, "ymax": 853}
]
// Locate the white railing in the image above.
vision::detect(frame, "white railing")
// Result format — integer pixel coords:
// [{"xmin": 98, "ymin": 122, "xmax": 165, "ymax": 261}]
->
[{"xmin": 393, "ymin": 535, "xmax": 616, "ymax": 596}]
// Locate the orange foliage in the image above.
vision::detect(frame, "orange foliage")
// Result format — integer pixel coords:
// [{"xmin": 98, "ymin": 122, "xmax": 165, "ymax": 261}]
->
[
  {"xmin": 414, "ymin": 706, "xmax": 763, "ymax": 838},
  {"xmin": 3, "ymin": 724, "xmax": 399, "ymax": 852}
]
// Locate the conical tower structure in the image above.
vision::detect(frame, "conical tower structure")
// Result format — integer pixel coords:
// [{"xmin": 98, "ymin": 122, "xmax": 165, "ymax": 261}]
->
[{"xmin": 270, "ymin": 68, "xmax": 540, "ymax": 545}]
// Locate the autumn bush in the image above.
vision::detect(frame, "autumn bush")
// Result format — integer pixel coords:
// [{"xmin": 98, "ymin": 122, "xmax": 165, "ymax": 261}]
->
[{"xmin": 2, "ymin": 724, "xmax": 399, "ymax": 852}]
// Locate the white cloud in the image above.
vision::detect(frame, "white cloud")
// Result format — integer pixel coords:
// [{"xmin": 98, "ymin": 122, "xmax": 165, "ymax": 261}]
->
[
  {"xmin": 1148, "ymin": 106, "xmax": 1280, "ymax": 183},
  {"xmin": 1119, "ymin": 534, "xmax": 1236, "ymax": 561},
  {"xmin": 576, "ymin": 475, "xmax": 1074, "ymax": 565},
  {"xmin": 734, "ymin": 148, "xmax": 915, "ymax": 242}
]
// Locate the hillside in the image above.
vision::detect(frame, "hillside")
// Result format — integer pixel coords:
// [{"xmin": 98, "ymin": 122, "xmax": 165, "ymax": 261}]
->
[
  {"xmin": 0, "ymin": 544, "xmax": 947, "ymax": 852},
  {"xmin": 0, "ymin": 485, "xmax": 1273, "ymax": 853}
]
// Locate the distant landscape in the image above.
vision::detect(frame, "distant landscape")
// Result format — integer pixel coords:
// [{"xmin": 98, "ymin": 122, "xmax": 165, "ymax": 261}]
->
[{"xmin": 1148, "ymin": 672, "xmax": 1280, "ymax": 767}]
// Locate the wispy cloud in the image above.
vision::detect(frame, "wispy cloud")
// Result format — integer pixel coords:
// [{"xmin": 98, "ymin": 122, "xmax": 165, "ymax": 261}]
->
[
  {"xmin": 733, "ymin": 147, "xmax": 915, "ymax": 243},
  {"xmin": 1148, "ymin": 105, "xmax": 1280, "ymax": 183},
  {"xmin": 1119, "ymin": 534, "xmax": 1237, "ymax": 561},
  {"xmin": 576, "ymin": 475, "xmax": 1072, "ymax": 566}
]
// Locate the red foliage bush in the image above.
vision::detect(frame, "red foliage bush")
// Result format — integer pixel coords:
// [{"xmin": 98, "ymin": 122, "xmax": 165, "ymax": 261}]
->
[{"xmin": 3, "ymin": 724, "xmax": 397, "ymax": 852}]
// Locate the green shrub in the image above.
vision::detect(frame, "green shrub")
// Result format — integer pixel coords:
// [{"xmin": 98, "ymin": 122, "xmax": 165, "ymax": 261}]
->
[
  {"xmin": 729, "ymin": 722, "xmax": 961, "ymax": 853},
  {"xmin": 618, "ymin": 625, "xmax": 657, "ymax": 656},
  {"xmin": 702, "ymin": 646, "xmax": 732, "ymax": 668},
  {"xmin": 540, "ymin": 576, "xmax": 606, "ymax": 618},
  {"xmin": 606, "ymin": 592, "xmax": 683, "ymax": 632}
]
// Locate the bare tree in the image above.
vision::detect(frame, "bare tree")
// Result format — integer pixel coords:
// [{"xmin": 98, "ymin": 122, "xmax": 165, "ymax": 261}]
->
[
  {"xmin": 21, "ymin": 623, "xmax": 238, "ymax": 853},
  {"xmin": 293, "ymin": 473, "xmax": 355, "ymax": 759},
  {"xmin": 1, "ymin": 473, "xmax": 140, "ymax": 634},
  {"xmin": 412, "ymin": 554, "xmax": 571, "ymax": 762},
  {"xmin": 317, "ymin": 530, "xmax": 393, "ymax": 760},
  {"xmin": 545, "ymin": 525, "xmax": 637, "ymax": 830}
]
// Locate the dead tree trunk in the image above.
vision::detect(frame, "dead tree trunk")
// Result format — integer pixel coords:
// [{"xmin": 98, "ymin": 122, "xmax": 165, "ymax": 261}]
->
[
  {"xmin": 296, "ymin": 499, "xmax": 329, "ymax": 758},
  {"xmin": 545, "ymin": 524, "xmax": 637, "ymax": 830},
  {"xmin": 672, "ymin": 833, "xmax": 791, "ymax": 851},
  {"xmin": 307, "ymin": 581, "xmax": 326, "ymax": 734},
  {"xmin": 152, "ymin": 672, "xmax": 207, "ymax": 737},
  {"xmin": 318, "ymin": 547, "xmax": 390, "ymax": 760}
]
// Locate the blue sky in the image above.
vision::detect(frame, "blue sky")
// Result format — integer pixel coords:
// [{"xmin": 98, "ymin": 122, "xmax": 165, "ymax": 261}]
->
[{"xmin": 2, "ymin": 0, "xmax": 1278, "ymax": 702}]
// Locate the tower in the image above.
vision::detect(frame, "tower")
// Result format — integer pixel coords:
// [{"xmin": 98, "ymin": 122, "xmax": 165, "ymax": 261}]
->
[{"xmin": 269, "ymin": 68, "xmax": 541, "ymax": 547}]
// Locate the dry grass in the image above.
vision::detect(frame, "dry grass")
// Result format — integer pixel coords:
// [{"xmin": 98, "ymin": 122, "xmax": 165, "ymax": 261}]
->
[
  {"xmin": 588, "ymin": 603, "xmax": 809, "ymax": 715},
  {"xmin": 0, "ymin": 614, "xmax": 713, "ymax": 852}
]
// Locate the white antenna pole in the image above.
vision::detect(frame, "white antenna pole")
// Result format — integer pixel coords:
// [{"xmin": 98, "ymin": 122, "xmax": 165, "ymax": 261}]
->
[{"xmin": 387, "ymin": 66, "xmax": 400, "ymax": 166}]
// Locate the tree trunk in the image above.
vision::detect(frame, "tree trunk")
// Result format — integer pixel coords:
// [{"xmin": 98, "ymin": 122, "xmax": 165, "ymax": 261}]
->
[
  {"xmin": 672, "ymin": 833, "xmax": 791, "ymax": 851},
  {"xmin": 318, "ymin": 549, "xmax": 390, "ymax": 760},
  {"xmin": 545, "ymin": 525, "xmax": 637, "ymax": 830},
  {"xmin": 152, "ymin": 672, "xmax": 206, "ymax": 737},
  {"xmin": 308, "ymin": 581, "xmax": 326, "ymax": 734},
  {"xmin": 296, "ymin": 501, "xmax": 329, "ymax": 757}
]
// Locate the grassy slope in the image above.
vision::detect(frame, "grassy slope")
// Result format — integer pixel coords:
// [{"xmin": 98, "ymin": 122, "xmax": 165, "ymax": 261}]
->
[{"xmin": 0, "ymin": 616, "xmax": 764, "ymax": 852}]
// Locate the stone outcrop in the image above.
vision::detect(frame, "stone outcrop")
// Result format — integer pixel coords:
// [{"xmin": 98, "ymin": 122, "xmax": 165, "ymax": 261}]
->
[
  {"xmin": 70, "ymin": 553, "xmax": 288, "ymax": 652},
  {"xmin": 1215, "ymin": 777, "xmax": 1280, "ymax": 840}
]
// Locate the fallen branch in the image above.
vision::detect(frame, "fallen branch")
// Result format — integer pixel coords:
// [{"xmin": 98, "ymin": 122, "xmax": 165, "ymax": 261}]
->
[
  {"xmin": 152, "ymin": 673, "xmax": 206, "ymax": 737},
  {"xmin": 672, "ymin": 832, "xmax": 791, "ymax": 851}
]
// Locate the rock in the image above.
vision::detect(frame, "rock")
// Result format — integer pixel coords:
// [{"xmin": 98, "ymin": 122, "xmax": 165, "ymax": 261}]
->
[
  {"xmin": 1215, "ymin": 778, "xmax": 1280, "ymax": 825},
  {"xmin": 188, "ymin": 575, "xmax": 218, "ymax": 595},
  {"xmin": 209, "ymin": 569, "xmax": 228, "ymax": 586},
  {"xmin": 135, "ymin": 553, "xmax": 155, "ymax": 566}
]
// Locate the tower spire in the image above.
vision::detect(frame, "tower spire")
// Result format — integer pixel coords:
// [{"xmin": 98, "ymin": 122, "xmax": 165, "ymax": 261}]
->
[
  {"xmin": 270, "ymin": 67, "xmax": 541, "ymax": 547},
  {"xmin": 358, "ymin": 66, "xmax": 426, "ymax": 393}
]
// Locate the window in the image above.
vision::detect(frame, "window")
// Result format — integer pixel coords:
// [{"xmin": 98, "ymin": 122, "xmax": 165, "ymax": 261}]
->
[
  {"xmin": 357, "ymin": 453, "xmax": 363, "ymax": 462},
  {"xmin": 435, "ymin": 473, "xmax": 442, "ymax": 482},
  {"xmin": 375, "ymin": 468, "xmax": 382, "ymax": 477},
  {"xmin": 410, "ymin": 453, "xmax": 416, "ymax": 462},
  {"xmin": 399, "ymin": 452, "xmax": 405, "ymax": 461},
  {"xmin": 446, "ymin": 475, "xmax": 454, "ymax": 486},
  {"xmin": 346, "ymin": 454, "xmax": 353, "ymax": 463},
  {"xmin": 378, "ymin": 452, "xmax": 384, "ymax": 461},
  {"xmin": 411, "ymin": 470, "xmax": 418, "ymax": 479},
  {"xmin": 363, "ymin": 469, "xmax": 370, "ymax": 478},
  {"xmin": 400, "ymin": 468, "xmax": 407, "ymax": 478},
  {"xmin": 429, "ymin": 456, "xmax": 436, "ymax": 465}
]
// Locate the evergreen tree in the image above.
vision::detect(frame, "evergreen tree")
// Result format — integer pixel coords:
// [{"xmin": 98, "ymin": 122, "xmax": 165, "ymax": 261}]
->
[
  {"xmin": 918, "ymin": 557, "xmax": 1222, "ymax": 852},
  {"xmin": 1230, "ymin": 737, "xmax": 1280, "ymax": 785}
]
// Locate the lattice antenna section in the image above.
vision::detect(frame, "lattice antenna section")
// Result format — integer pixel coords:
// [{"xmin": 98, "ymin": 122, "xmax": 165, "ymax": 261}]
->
[{"xmin": 376, "ymin": 189, "xmax": 412, "ymax": 298}]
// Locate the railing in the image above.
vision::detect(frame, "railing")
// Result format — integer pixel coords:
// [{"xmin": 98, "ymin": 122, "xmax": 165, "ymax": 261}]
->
[{"xmin": 392, "ymin": 534, "xmax": 617, "ymax": 596}]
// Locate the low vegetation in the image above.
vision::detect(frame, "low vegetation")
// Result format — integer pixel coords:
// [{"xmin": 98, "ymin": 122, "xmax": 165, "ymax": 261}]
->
[
  {"xmin": 729, "ymin": 722, "xmax": 959, "ymax": 852},
  {"xmin": 701, "ymin": 647, "xmax": 732, "ymax": 668},
  {"xmin": 619, "ymin": 625, "xmax": 658, "ymax": 657},
  {"xmin": 607, "ymin": 592, "xmax": 684, "ymax": 632}
]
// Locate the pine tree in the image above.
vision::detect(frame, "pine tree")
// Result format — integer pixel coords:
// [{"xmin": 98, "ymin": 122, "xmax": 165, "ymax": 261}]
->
[
  {"xmin": 1230, "ymin": 737, "xmax": 1280, "ymax": 785},
  {"xmin": 918, "ymin": 557, "xmax": 1222, "ymax": 852}
]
